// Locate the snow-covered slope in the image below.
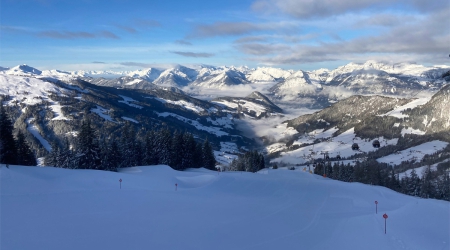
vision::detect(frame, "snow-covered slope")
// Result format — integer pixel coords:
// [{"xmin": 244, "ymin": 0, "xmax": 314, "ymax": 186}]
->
[
  {"xmin": 212, "ymin": 91, "xmax": 282, "ymax": 119},
  {"xmin": 0, "ymin": 74, "xmax": 66, "ymax": 105},
  {"xmin": 1, "ymin": 165, "xmax": 448, "ymax": 250}
]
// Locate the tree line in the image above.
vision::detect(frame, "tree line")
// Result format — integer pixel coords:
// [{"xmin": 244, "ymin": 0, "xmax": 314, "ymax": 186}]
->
[
  {"xmin": 44, "ymin": 120, "xmax": 217, "ymax": 171},
  {"xmin": 228, "ymin": 150, "xmax": 265, "ymax": 172},
  {"xmin": 313, "ymin": 160, "xmax": 450, "ymax": 201},
  {"xmin": 0, "ymin": 105, "xmax": 37, "ymax": 166}
]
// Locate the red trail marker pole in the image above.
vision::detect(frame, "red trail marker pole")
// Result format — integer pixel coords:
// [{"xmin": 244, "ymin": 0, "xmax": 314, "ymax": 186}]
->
[
  {"xmin": 119, "ymin": 178, "xmax": 122, "ymax": 189},
  {"xmin": 383, "ymin": 213, "xmax": 388, "ymax": 234},
  {"xmin": 375, "ymin": 201, "xmax": 378, "ymax": 214}
]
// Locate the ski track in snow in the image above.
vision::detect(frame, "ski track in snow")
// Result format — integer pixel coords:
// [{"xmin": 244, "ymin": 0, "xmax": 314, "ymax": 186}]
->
[{"xmin": 25, "ymin": 118, "xmax": 52, "ymax": 151}]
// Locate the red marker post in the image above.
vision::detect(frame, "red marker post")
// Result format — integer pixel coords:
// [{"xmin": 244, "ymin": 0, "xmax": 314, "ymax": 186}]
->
[
  {"xmin": 383, "ymin": 213, "xmax": 388, "ymax": 234},
  {"xmin": 375, "ymin": 201, "xmax": 378, "ymax": 214},
  {"xmin": 119, "ymin": 178, "xmax": 122, "ymax": 189},
  {"xmin": 175, "ymin": 183, "xmax": 178, "ymax": 191}
]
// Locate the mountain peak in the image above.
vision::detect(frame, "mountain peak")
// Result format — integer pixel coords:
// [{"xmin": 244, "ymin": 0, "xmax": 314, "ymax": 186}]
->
[{"xmin": 7, "ymin": 64, "xmax": 42, "ymax": 76}]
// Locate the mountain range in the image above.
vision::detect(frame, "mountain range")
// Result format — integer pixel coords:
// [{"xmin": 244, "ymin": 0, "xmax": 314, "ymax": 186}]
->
[{"xmin": 1, "ymin": 61, "xmax": 449, "ymax": 170}]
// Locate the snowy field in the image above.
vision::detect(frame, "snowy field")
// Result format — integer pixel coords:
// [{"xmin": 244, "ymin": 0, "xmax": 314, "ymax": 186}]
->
[
  {"xmin": 377, "ymin": 140, "xmax": 449, "ymax": 166},
  {"xmin": 272, "ymin": 128, "xmax": 398, "ymax": 165},
  {"xmin": 1, "ymin": 165, "xmax": 448, "ymax": 250}
]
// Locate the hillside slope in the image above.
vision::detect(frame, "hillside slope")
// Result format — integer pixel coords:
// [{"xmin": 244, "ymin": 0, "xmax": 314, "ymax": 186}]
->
[{"xmin": 1, "ymin": 165, "xmax": 448, "ymax": 250}]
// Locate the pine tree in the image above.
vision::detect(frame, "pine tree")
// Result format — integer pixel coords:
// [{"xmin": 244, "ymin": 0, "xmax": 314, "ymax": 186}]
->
[
  {"xmin": 192, "ymin": 142, "xmax": 203, "ymax": 168},
  {"xmin": 45, "ymin": 142, "xmax": 60, "ymax": 167},
  {"xmin": 420, "ymin": 166, "xmax": 434, "ymax": 198},
  {"xmin": 171, "ymin": 130, "xmax": 183, "ymax": 170},
  {"xmin": 59, "ymin": 138, "xmax": 76, "ymax": 169},
  {"xmin": 76, "ymin": 120, "xmax": 101, "ymax": 169},
  {"xmin": 406, "ymin": 169, "xmax": 421, "ymax": 196},
  {"xmin": 119, "ymin": 123, "xmax": 135, "ymax": 168},
  {"xmin": 202, "ymin": 138, "xmax": 216, "ymax": 170},
  {"xmin": 16, "ymin": 131, "xmax": 37, "ymax": 166},
  {"xmin": 155, "ymin": 128, "xmax": 172, "ymax": 166},
  {"xmin": 143, "ymin": 130, "xmax": 158, "ymax": 165},
  {"xmin": 132, "ymin": 140, "xmax": 143, "ymax": 167},
  {"xmin": 181, "ymin": 132, "xmax": 195, "ymax": 170},
  {"xmin": 0, "ymin": 105, "xmax": 18, "ymax": 165},
  {"xmin": 101, "ymin": 139, "xmax": 121, "ymax": 171}
]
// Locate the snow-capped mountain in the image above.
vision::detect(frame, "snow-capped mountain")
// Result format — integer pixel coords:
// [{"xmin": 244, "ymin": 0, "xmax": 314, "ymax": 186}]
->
[
  {"xmin": 5, "ymin": 64, "xmax": 42, "ymax": 76},
  {"xmin": 269, "ymin": 70, "xmax": 319, "ymax": 98},
  {"xmin": 192, "ymin": 69, "xmax": 249, "ymax": 88},
  {"xmin": 152, "ymin": 65, "xmax": 199, "ymax": 87},
  {"xmin": 126, "ymin": 68, "xmax": 162, "ymax": 82},
  {"xmin": 5, "ymin": 61, "xmax": 447, "ymax": 101},
  {"xmin": 246, "ymin": 67, "xmax": 293, "ymax": 82}
]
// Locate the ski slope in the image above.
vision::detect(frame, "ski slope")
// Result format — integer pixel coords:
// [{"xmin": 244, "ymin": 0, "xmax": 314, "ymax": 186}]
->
[{"xmin": 1, "ymin": 165, "xmax": 448, "ymax": 250}]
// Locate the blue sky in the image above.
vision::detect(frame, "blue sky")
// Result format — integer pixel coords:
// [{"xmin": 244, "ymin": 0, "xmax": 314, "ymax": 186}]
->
[{"xmin": 1, "ymin": 0, "xmax": 449, "ymax": 71}]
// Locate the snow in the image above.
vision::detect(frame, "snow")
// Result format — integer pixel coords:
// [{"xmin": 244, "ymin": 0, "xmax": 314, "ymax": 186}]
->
[
  {"xmin": 121, "ymin": 116, "xmax": 139, "ymax": 123},
  {"xmin": 124, "ymin": 78, "xmax": 142, "ymax": 85},
  {"xmin": 380, "ymin": 97, "xmax": 431, "ymax": 118},
  {"xmin": 152, "ymin": 97, "xmax": 205, "ymax": 113},
  {"xmin": 156, "ymin": 112, "xmax": 228, "ymax": 136},
  {"xmin": 91, "ymin": 106, "xmax": 115, "ymax": 122},
  {"xmin": 212, "ymin": 100, "xmax": 239, "ymax": 109},
  {"xmin": 401, "ymin": 127, "xmax": 425, "ymax": 137},
  {"xmin": 293, "ymin": 127, "xmax": 339, "ymax": 146},
  {"xmin": 272, "ymin": 128, "xmax": 398, "ymax": 165},
  {"xmin": 377, "ymin": 140, "xmax": 449, "ymax": 166},
  {"xmin": 214, "ymin": 142, "xmax": 239, "ymax": 165},
  {"xmin": 206, "ymin": 115, "xmax": 234, "ymax": 129},
  {"xmin": 26, "ymin": 118, "xmax": 52, "ymax": 152},
  {"xmin": 49, "ymin": 103, "xmax": 70, "ymax": 120},
  {"xmin": 118, "ymin": 95, "xmax": 143, "ymax": 109},
  {"xmin": 66, "ymin": 131, "xmax": 79, "ymax": 137},
  {"xmin": 0, "ymin": 74, "xmax": 64, "ymax": 105},
  {"xmin": 398, "ymin": 159, "xmax": 450, "ymax": 179},
  {"xmin": 1, "ymin": 165, "xmax": 449, "ymax": 250}
]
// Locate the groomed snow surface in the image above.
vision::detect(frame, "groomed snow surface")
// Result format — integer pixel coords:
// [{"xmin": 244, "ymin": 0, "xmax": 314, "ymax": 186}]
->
[{"xmin": 1, "ymin": 165, "xmax": 448, "ymax": 250}]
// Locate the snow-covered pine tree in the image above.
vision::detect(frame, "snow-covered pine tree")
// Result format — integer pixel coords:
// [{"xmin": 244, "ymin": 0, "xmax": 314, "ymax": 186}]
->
[
  {"xmin": 75, "ymin": 120, "xmax": 101, "ymax": 169},
  {"xmin": 15, "ymin": 131, "xmax": 37, "ymax": 166},
  {"xmin": 0, "ymin": 104, "xmax": 18, "ymax": 165}
]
